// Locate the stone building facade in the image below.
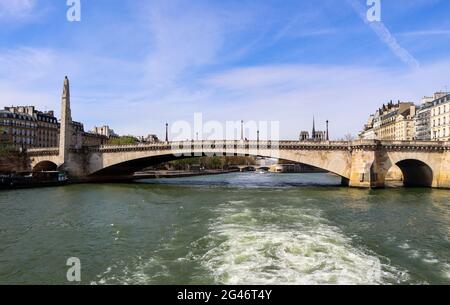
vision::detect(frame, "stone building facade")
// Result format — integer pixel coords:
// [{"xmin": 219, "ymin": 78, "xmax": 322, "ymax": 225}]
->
[
  {"xmin": 359, "ymin": 101, "xmax": 416, "ymax": 141},
  {"xmin": 430, "ymin": 93, "xmax": 450, "ymax": 141},
  {"xmin": 71, "ymin": 121, "xmax": 108, "ymax": 148},
  {"xmin": 361, "ymin": 92, "xmax": 450, "ymax": 142},
  {"xmin": 0, "ymin": 109, "xmax": 38, "ymax": 149},
  {"xmin": 414, "ymin": 98, "xmax": 433, "ymax": 141},
  {"xmin": 394, "ymin": 109, "xmax": 415, "ymax": 141},
  {"xmin": 90, "ymin": 125, "xmax": 118, "ymax": 138},
  {"xmin": 0, "ymin": 104, "xmax": 107, "ymax": 149},
  {"xmin": 3, "ymin": 106, "xmax": 59, "ymax": 148},
  {"xmin": 82, "ymin": 131, "xmax": 108, "ymax": 147},
  {"xmin": 137, "ymin": 134, "xmax": 160, "ymax": 143},
  {"xmin": 35, "ymin": 110, "xmax": 59, "ymax": 147},
  {"xmin": 5, "ymin": 106, "xmax": 59, "ymax": 147}
]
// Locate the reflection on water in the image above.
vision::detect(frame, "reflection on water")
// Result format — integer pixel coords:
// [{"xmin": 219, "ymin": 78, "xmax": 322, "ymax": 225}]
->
[{"xmin": 0, "ymin": 173, "xmax": 449, "ymax": 284}]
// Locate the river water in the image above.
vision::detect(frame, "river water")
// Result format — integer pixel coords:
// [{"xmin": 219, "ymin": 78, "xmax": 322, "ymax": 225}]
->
[{"xmin": 0, "ymin": 173, "xmax": 449, "ymax": 285}]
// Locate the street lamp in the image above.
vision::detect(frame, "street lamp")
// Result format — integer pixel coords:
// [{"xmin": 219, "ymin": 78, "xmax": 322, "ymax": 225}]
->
[{"xmin": 165, "ymin": 123, "xmax": 168, "ymax": 142}]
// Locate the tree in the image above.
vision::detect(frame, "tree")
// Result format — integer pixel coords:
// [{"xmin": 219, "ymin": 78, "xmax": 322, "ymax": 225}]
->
[
  {"xmin": 107, "ymin": 135, "xmax": 138, "ymax": 145},
  {"xmin": 207, "ymin": 156, "xmax": 224, "ymax": 170},
  {"xmin": 169, "ymin": 158, "xmax": 200, "ymax": 170},
  {"xmin": 343, "ymin": 133, "xmax": 355, "ymax": 141}
]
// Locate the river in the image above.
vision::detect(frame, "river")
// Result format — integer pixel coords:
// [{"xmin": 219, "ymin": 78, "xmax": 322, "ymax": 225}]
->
[{"xmin": 0, "ymin": 173, "xmax": 449, "ymax": 284}]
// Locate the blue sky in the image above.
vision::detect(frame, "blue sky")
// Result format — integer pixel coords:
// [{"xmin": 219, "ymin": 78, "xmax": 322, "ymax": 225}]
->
[{"xmin": 1, "ymin": 0, "xmax": 450, "ymax": 139}]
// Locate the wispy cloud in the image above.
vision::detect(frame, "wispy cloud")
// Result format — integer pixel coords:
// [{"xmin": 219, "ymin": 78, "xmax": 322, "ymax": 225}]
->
[
  {"xmin": 397, "ymin": 30, "xmax": 450, "ymax": 37},
  {"xmin": 1, "ymin": 39, "xmax": 448, "ymax": 139},
  {"xmin": 0, "ymin": 47, "xmax": 57, "ymax": 82},
  {"xmin": 141, "ymin": 0, "xmax": 226, "ymax": 90},
  {"xmin": 1, "ymin": 1, "xmax": 449, "ymax": 139},
  {"xmin": 346, "ymin": 0, "xmax": 420, "ymax": 70},
  {"xmin": 0, "ymin": 0, "xmax": 36, "ymax": 20},
  {"xmin": 197, "ymin": 60, "xmax": 450, "ymax": 138},
  {"xmin": 0, "ymin": 47, "xmax": 66, "ymax": 113}
]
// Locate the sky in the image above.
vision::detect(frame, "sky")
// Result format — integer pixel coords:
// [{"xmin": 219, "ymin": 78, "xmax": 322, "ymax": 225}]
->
[{"xmin": 0, "ymin": 0, "xmax": 450, "ymax": 140}]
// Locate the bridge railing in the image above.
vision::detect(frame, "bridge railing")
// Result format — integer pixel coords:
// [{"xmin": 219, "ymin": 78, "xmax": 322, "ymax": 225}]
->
[
  {"xmin": 27, "ymin": 147, "xmax": 59, "ymax": 152},
  {"xmin": 25, "ymin": 140, "xmax": 450, "ymax": 156},
  {"xmin": 26, "ymin": 147, "xmax": 59, "ymax": 156},
  {"xmin": 93, "ymin": 140, "xmax": 357, "ymax": 151},
  {"xmin": 94, "ymin": 139, "xmax": 450, "ymax": 150},
  {"xmin": 378, "ymin": 140, "xmax": 448, "ymax": 146}
]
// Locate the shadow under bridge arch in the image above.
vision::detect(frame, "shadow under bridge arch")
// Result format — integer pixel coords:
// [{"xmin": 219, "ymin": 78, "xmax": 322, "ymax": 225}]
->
[
  {"xmin": 33, "ymin": 161, "xmax": 58, "ymax": 172},
  {"xmin": 394, "ymin": 159, "xmax": 433, "ymax": 187},
  {"xmin": 88, "ymin": 149, "xmax": 351, "ymax": 182}
]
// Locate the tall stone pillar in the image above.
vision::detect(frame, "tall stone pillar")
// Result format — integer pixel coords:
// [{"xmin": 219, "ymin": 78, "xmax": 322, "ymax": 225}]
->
[{"xmin": 59, "ymin": 76, "xmax": 72, "ymax": 169}]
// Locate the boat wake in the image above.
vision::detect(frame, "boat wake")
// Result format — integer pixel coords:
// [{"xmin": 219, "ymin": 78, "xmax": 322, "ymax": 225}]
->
[{"xmin": 200, "ymin": 201, "xmax": 408, "ymax": 285}]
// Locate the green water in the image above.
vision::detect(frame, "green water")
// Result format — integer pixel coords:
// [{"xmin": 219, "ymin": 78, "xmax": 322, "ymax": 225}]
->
[{"xmin": 0, "ymin": 173, "xmax": 449, "ymax": 284}]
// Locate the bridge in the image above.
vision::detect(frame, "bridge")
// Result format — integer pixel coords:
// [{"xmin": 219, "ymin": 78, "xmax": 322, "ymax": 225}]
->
[
  {"xmin": 26, "ymin": 140, "xmax": 450, "ymax": 188},
  {"xmin": 23, "ymin": 76, "xmax": 450, "ymax": 189}
]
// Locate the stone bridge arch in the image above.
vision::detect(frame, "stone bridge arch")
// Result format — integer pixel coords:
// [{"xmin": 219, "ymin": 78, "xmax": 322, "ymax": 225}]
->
[
  {"xmin": 33, "ymin": 160, "xmax": 58, "ymax": 172},
  {"xmin": 86, "ymin": 143, "xmax": 353, "ymax": 181},
  {"xmin": 375, "ymin": 150, "xmax": 442, "ymax": 188},
  {"xmin": 27, "ymin": 149, "xmax": 61, "ymax": 172}
]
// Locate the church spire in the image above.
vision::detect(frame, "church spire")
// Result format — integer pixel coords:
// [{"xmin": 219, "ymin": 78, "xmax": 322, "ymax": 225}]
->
[{"xmin": 312, "ymin": 116, "xmax": 316, "ymax": 140}]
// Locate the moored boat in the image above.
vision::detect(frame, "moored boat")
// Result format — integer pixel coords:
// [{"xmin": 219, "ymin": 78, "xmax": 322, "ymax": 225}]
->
[{"xmin": 0, "ymin": 171, "xmax": 68, "ymax": 190}]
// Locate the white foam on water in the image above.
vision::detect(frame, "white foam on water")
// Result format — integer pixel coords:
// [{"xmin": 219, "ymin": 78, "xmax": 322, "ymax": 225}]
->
[
  {"xmin": 423, "ymin": 258, "xmax": 440, "ymax": 264},
  {"xmin": 404, "ymin": 247, "xmax": 441, "ymax": 265},
  {"xmin": 408, "ymin": 249, "xmax": 421, "ymax": 259},
  {"xmin": 92, "ymin": 201, "xmax": 411, "ymax": 285},
  {"xmin": 201, "ymin": 204, "xmax": 407, "ymax": 285},
  {"xmin": 398, "ymin": 243, "xmax": 410, "ymax": 249},
  {"xmin": 92, "ymin": 256, "xmax": 170, "ymax": 285},
  {"xmin": 422, "ymin": 252, "xmax": 440, "ymax": 264},
  {"xmin": 444, "ymin": 264, "xmax": 450, "ymax": 279}
]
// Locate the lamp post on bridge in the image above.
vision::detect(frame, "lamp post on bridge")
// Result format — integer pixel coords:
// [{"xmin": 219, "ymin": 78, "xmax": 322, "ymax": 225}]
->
[
  {"xmin": 165, "ymin": 123, "xmax": 169, "ymax": 143},
  {"xmin": 326, "ymin": 120, "xmax": 329, "ymax": 141},
  {"xmin": 257, "ymin": 130, "xmax": 260, "ymax": 149}
]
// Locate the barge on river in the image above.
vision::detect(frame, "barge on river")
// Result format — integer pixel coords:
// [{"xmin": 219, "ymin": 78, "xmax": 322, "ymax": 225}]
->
[{"xmin": 0, "ymin": 171, "xmax": 68, "ymax": 190}]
